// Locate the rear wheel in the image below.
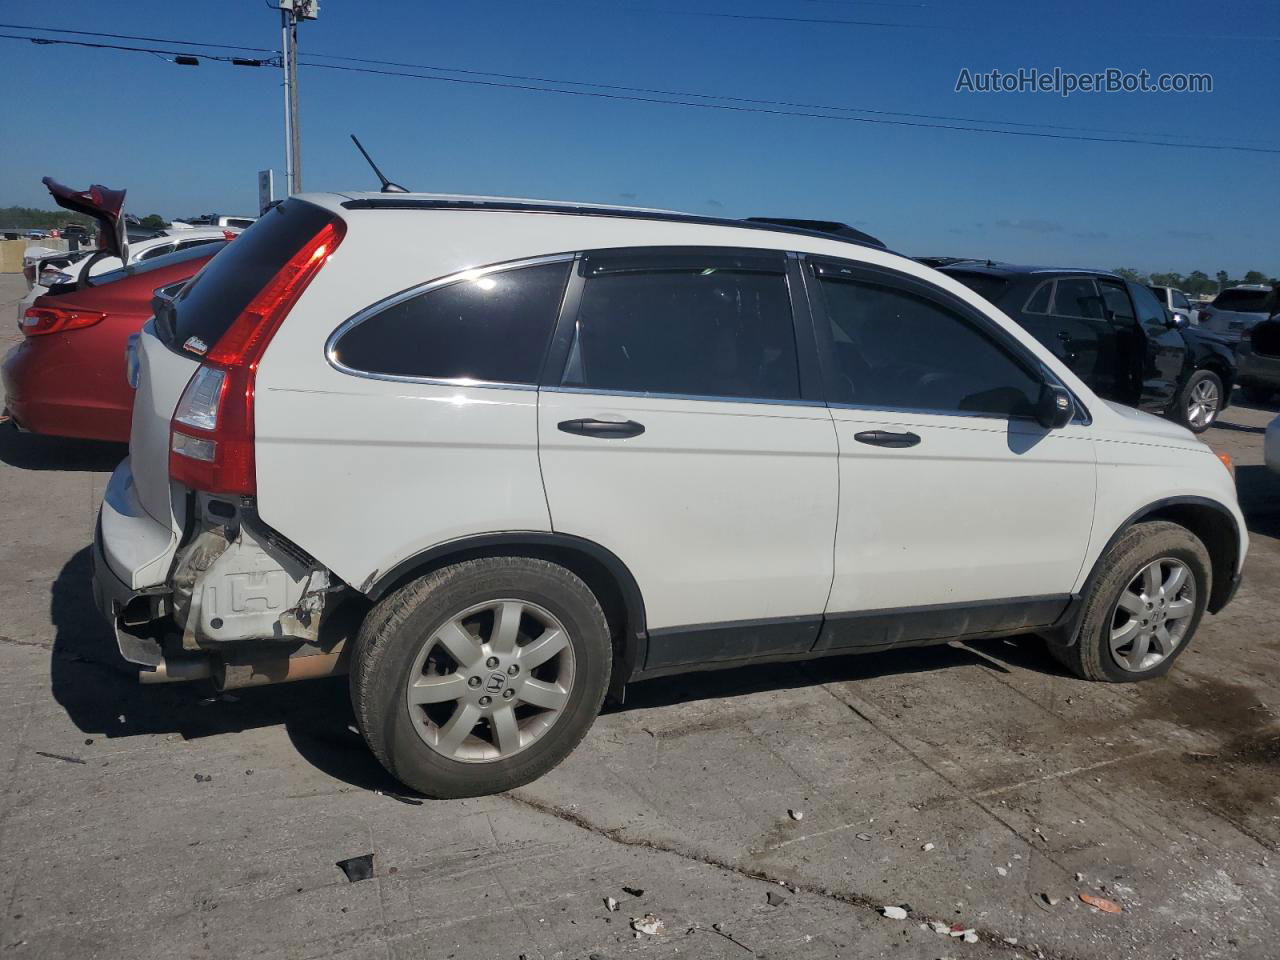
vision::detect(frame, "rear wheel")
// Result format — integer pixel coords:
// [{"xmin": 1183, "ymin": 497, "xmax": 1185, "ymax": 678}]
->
[
  {"xmin": 1175, "ymin": 369, "xmax": 1223, "ymax": 433},
  {"xmin": 1051, "ymin": 521, "xmax": 1209, "ymax": 682},
  {"xmin": 351, "ymin": 557, "xmax": 612, "ymax": 798}
]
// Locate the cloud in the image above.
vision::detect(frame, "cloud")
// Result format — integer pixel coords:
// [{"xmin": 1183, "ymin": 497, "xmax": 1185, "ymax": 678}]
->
[
  {"xmin": 995, "ymin": 218, "xmax": 1064, "ymax": 234},
  {"xmin": 1169, "ymin": 229, "xmax": 1212, "ymax": 241}
]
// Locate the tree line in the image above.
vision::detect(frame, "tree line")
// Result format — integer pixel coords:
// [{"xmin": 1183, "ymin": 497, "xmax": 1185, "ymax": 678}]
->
[
  {"xmin": 1113, "ymin": 267, "xmax": 1276, "ymax": 297},
  {"xmin": 0, "ymin": 206, "xmax": 167, "ymax": 231}
]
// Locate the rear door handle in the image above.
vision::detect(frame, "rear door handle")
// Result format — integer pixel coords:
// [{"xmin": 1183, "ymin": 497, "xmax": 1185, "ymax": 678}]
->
[
  {"xmin": 853, "ymin": 430, "xmax": 920, "ymax": 448},
  {"xmin": 557, "ymin": 418, "xmax": 646, "ymax": 439}
]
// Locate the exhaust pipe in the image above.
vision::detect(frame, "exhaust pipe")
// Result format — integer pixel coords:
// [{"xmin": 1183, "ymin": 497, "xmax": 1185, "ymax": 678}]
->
[
  {"xmin": 213, "ymin": 642, "xmax": 348, "ymax": 691},
  {"xmin": 139, "ymin": 656, "xmax": 213, "ymax": 684},
  {"xmin": 137, "ymin": 642, "xmax": 347, "ymax": 689}
]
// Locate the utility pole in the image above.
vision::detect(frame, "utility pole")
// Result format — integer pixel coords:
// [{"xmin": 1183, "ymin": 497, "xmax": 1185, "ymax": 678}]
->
[{"xmin": 277, "ymin": 0, "xmax": 318, "ymax": 195}]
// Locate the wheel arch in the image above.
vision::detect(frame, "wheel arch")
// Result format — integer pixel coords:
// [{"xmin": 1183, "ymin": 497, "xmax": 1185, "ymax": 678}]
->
[
  {"xmin": 1100, "ymin": 497, "xmax": 1241, "ymax": 614},
  {"xmin": 362, "ymin": 533, "xmax": 648, "ymax": 697}
]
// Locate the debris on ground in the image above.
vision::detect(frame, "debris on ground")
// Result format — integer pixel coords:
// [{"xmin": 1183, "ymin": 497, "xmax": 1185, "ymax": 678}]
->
[
  {"xmin": 921, "ymin": 842, "xmax": 935, "ymax": 852},
  {"xmin": 1079, "ymin": 892, "xmax": 1123, "ymax": 914},
  {"xmin": 996, "ymin": 866, "xmax": 1008, "ymax": 877},
  {"xmin": 376, "ymin": 789, "xmax": 424, "ymax": 806},
  {"xmin": 788, "ymin": 808, "xmax": 804, "ymax": 821},
  {"xmin": 1040, "ymin": 893, "xmax": 1061, "ymax": 906},
  {"xmin": 856, "ymin": 832, "xmax": 873, "ymax": 841},
  {"xmin": 630, "ymin": 914, "xmax": 664, "ymax": 936},
  {"xmin": 1075, "ymin": 872, "xmax": 1086, "ymax": 882},
  {"xmin": 336, "ymin": 854, "xmax": 375, "ymax": 882},
  {"xmin": 767, "ymin": 889, "xmax": 789, "ymax": 907},
  {"xmin": 193, "ymin": 773, "xmax": 212, "ymax": 783},
  {"xmin": 34, "ymin": 751, "xmax": 86, "ymax": 765},
  {"xmin": 604, "ymin": 896, "xmax": 619, "ymax": 912},
  {"xmin": 1003, "ymin": 936, "xmax": 1019, "ymax": 945},
  {"xmin": 622, "ymin": 885, "xmax": 645, "ymax": 897},
  {"xmin": 929, "ymin": 921, "xmax": 950, "ymax": 935},
  {"xmin": 881, "ymin": 905, "xmax": 908, "ymax": 920}
]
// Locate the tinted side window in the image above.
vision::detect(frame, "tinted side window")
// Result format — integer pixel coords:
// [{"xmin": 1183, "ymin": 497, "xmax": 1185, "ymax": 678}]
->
[
  {"xmin": 176, "ymin": 237, "xmax": 224, "ymax": 252},
  {"xmin": 563, "ymin": 262, "xmax": 799, "ymax": 400},
  {"xmin": 1051, "ymin": 278, "xmax": 1105, "ymax": 319},
  {"xmin": 818, "ymin": 275, "xmax": 1040, "ymax": 418},
  {"xmin": 1173, "ymin": 290, "xmax": 1191, "ymax": 310},
  {"xmin": 1098, "ymin": 280, "xmax": 1136, "ymax": 322},
  {"xmin": 136, "ymin": 243, "xmax": 174, "ymax": 261},
  {"xmin": 1126, "ymin": 281, "xmax": 1166, "ymax": 327},
  {"xmin": 332, "ymin": 261, "xmax": 570, "ymax": 384},
  {"xmin": 1023, "ymin": 280, "xmax": 1052, "ymax": 315}
]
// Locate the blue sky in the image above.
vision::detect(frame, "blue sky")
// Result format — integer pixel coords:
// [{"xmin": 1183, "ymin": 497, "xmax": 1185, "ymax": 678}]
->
[{"xmin": 1, "ymin": 0, "xmax": 1276, "ymax": 274}]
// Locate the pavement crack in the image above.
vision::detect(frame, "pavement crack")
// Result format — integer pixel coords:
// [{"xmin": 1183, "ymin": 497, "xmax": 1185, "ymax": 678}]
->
[{"xmin": 502, "ymin": 791, "xmax": 1088, "ymax": 960}]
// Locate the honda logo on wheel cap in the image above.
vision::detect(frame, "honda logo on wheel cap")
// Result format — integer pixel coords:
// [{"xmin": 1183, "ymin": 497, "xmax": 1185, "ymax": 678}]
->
[{"xmin": 485, "ymin": 673, "xmax": 505, "ymax": 693}]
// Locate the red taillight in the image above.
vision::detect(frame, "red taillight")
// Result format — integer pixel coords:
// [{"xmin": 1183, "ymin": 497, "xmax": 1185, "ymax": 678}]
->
[
  {"xmin": 21, "ymin": 306, "xmax": 106, "ymax": 337},
  {"xmin": 169, "ymin": 218, "xmax": 345, "ymax": 495}
]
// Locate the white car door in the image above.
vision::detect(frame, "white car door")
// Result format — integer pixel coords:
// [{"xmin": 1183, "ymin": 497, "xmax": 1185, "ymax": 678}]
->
[
  {"xmin": 537, "ymin": 249, "xmax": 839, "ymax": 671},
  {"xmin": 803, "ymin": 259, "xmax": 1096, "ymax": 651}
]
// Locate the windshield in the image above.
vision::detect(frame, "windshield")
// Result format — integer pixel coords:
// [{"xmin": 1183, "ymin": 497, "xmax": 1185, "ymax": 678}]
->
[{"xmin": 1214, "ymin": 289, "xmax": 1272, "ymax": 313}]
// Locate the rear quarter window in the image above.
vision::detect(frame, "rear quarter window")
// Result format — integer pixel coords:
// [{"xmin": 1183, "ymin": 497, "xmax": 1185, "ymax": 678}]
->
[{"xmin": 330, "ymin": 260, "xmax": 571, "ymax": 384}]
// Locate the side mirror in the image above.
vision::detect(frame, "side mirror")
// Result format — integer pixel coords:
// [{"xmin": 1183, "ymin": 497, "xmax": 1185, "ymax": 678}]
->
[
  {"xmin": 1164, "ymin": 308, "xmax": 1186, "ymax": 329},
  {"xmin": 1037, "ymin": 383, "xmax": 1075, "ymax": 429}
]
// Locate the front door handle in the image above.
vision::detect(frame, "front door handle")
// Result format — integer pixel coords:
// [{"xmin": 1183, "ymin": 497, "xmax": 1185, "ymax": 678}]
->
[
  {"xmin": 557, "ymin": 418, "xmax": 646, "ymax": 439},
  {"xmin": 854, "ymin": 429, "xmax": 920, "ymax": 448}
]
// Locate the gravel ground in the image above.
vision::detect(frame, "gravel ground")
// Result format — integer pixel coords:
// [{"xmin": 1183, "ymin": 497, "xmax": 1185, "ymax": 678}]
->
[{"xmin": 2, "ymin": 271, "xmax": 1278, "ymax": 959}]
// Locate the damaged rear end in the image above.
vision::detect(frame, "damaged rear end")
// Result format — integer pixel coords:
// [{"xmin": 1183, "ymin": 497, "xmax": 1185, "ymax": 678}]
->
[{"xmin": 91, "ymin": 198, "xmax": 356, "ymax": 689}]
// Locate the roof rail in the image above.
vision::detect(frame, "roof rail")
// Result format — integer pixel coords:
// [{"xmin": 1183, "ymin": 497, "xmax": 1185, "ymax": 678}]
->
[
  {"xmin": 339, "ymin": 196, "xmax": 892, "ymax": 253},
  {"xmin": 744, "ymin": 218, "xmax": 884, "ymax": 249}
]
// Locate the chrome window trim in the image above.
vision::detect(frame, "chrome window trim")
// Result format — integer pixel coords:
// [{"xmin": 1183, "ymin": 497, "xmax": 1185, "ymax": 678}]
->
[
  {"xmin": 1022, "ymin": 279, "xmax": 1053, "ymax": 315},
  {"xmin": 542, "ymin": 385, "xmax": 826, "ymax": 409},
  {"xmin": 325, "ymin": 253, "xmax": 576, "ymax": 386}
]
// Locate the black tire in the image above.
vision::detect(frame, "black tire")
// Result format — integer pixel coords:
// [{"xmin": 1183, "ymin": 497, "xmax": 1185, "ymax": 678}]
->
[
  {"xmin": 1174, "ymin": 369, "xmax": 1223, "ymax": 433},
  {"xmin": 350, "ymin": 557, "xmax": 612, "ymax": 798},
  {"xmin": 1242, "ymin": 384, "xmax": 1275, "ymax": 405},
  {"xmin": 1050, "ymin": 520, "xmax": 1210, "ymax": 682}
]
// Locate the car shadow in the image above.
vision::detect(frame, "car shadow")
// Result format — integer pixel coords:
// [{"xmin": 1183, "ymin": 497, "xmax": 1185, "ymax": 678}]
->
[
  {"xmin": 0, "ymin": 427, "xmax": 126, "ymax": 472},
  {"xmin": 48, "ymin": 546, "xmax": 406, "ymax": 795},
  {"xmin": 48, "ymin": 544, "xmax": 1075, "ymax": 798}
]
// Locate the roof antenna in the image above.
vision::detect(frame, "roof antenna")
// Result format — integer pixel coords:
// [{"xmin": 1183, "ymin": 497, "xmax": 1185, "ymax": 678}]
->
[{"xmin": 350, "ymin": 134, "xmax": 409, "ymax": 193}]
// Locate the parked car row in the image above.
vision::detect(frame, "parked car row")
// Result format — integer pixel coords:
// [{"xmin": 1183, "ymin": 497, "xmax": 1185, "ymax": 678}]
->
[{"xmin": 934, "ymin": 262, "xmax": 1237, "ymax": 432}]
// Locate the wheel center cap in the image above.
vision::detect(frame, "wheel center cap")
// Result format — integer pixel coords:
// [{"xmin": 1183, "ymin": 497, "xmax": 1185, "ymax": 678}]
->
[{"xmin": 484, "ymin": 672, "xmax": 506, "ymax": 694}]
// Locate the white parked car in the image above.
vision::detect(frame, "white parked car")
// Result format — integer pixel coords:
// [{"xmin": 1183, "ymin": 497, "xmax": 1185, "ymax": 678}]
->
[
  {"xmin": 17, "ymin": 228, "xmax": 237, "ymax": 320},
  {"xmin": 1149, "ymin": 285, "xmax": 1195, "ymax": 324},
  {"xmin": 92, "ymin": 193, "xmax": 1248, "ymax": 798},
  {"xmin": 1266, "ymin": 415, "xmax": 1280, "ymax": 475}
]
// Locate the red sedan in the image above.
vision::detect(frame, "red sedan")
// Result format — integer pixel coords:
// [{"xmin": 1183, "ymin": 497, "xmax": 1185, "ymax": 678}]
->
[{"xmin": 3, "ymin": 242, "xmax": 225, "ymax": 443}]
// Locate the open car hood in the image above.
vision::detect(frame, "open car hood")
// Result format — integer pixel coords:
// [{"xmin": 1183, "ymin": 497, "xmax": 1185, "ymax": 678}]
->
[{"xmin": 41, "ymin": 177, "xmax": 128, "ymax": 262}]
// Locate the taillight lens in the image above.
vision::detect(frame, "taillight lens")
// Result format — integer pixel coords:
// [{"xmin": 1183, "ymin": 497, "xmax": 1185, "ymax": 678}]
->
[
  {"xmin": 21, "ymin": 306, "xmax": 106, "ymax": 336},
  {"xmin": 168, "ymin": 218, "xmax": 345, "ymax": 495}
]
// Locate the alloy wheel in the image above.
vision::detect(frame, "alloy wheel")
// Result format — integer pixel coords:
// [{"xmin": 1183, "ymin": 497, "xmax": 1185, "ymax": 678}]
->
[
  {"xmin": 1186, "ymin": 378, "xmax": 1220, "ymax": 428},
  {"xmin": 1108, "ymin": 557, "xmax": 1195, "ymax": 672},
  {"xmin": 405, "ymin": 599, "xmax": 575, "ymax": 763}
]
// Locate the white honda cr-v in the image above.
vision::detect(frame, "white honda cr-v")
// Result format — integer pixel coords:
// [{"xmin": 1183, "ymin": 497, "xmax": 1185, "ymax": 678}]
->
[{"xmin": 92, "ymin": 193, "xmax": 1247, "ymax": 798}]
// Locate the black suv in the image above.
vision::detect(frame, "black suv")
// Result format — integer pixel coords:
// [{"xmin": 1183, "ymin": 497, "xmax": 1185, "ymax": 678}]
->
[{"xmin": 935, "ymin": 262, "xmax": 1235, "ymax": 432}]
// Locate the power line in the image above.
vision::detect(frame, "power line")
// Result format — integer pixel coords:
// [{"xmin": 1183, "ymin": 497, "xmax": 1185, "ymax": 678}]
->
[
  {"xmin": 0, "ymin": 31, "xmax": 272, "ymax": 65},
  {"xmin": 2, "ymin": 27, "xmax": 1277, "ymax": 155},
  {"xmin": 4, "ymin": 19, "xmax": 1276, "ymax": 148},
  {"xmin": 296, "ymin": 60, "xmax": 1280, "ymax": 155}
]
